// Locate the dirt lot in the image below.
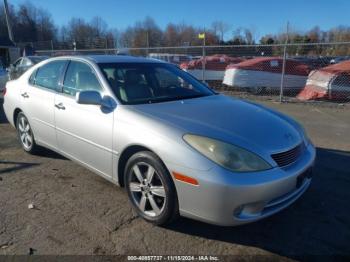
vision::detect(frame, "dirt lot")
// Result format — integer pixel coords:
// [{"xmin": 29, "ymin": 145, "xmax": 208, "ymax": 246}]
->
[{"xmin": 0, "ymin": 96, "xmax": 349, "ymax": 259}]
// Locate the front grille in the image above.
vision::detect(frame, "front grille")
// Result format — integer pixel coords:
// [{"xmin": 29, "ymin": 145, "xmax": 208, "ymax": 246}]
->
[{"xmin": 271, "ymin": 143, "xmax": 304, "ymax": 167}]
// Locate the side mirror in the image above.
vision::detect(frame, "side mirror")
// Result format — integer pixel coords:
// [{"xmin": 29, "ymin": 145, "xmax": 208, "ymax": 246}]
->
[
  {"xmin": 76, "ymin": 90, "xmax": 102, "ymax": 105},
  {"xmin": 75, "ymin": 90, "xmax": 116, "ymax": 109}
]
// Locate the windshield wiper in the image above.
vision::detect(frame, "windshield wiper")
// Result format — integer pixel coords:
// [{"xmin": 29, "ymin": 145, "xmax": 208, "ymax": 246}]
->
[{"xmin": 146, "ymin": 94, "xmax": 210, "ymax": 104}]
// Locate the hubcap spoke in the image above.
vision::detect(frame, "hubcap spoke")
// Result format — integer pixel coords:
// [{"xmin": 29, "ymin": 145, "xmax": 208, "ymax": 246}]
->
[
  {"xmin": 129, "ymin": 182, "xmax": 142, "ymax": 192},
  {"xmin": 133, "ymin": 165, "xmax": 144, "ymax": 183},
  {"xmin": 26, "ymin": 134, "xmax": 33, "ymax": 143},
  {"xmin": 148, "ymin": 195, "xmax": 161, "ymax": 215},
  {"xmin": 24, "ymin": 124, "xmax": 30, "ymax": 132},
  {"xmin": 21, "ymin": 117, "xmax": 25, "ymax": 130},
  {"xmin": 20, "ymin": 133, "xmax": 26, "ymax": 143},
  {"xmin": 150, "ymin": 186, "xmax": 166, "ymax": 198},
  {"xmin": 139, "ymin": 195, "xmax": 147, "ymax": 212},
  {"xmin": 146, "ymin": 166, "xmax": 155, "ymax": 183},
  {"xmin": 24, "ymin": 135, "xmax": 30, "ymax": 147},
  {"xmin": 18, "ymin": 122, "xmax": 24, "ymax": 132}
]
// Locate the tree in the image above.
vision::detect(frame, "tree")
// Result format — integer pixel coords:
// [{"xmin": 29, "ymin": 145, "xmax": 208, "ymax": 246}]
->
[
  {"xmin": 59, "ymin": 16, "xmax": 114, "ymax": 49},
  {"xmin": 260, "ymin": 35, "xmax": 275, "ymax": 45},
  {"xmin": 164, "ymin": 23, "xmax": 179, "ymax": 46},
  {"xmin": 211, "ymin": 21, "xmax": 230, "ymax": 43}
]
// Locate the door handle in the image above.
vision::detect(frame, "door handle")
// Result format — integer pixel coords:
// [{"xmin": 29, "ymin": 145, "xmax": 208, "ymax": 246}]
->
[
  {"xmin": 55, "ymin": 103, "xmax": 66, "ymax": 110},
  {"xmin": 21, "ymin": 92, "xmax": 29, "ymax": 98}
]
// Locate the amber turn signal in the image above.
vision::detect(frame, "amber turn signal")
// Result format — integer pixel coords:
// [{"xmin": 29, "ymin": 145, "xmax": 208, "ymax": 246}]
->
[{"xmin": 172, "ymin": 172, "xmax": 199, "ymax": 186}]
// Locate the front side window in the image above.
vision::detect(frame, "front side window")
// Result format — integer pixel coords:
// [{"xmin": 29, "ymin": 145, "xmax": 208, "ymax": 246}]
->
[
  {"xmin": 34, "ymin": 60, "xmax": 66, "ymax": 91},
  {"xmin": 99, "ymin": 62, "xmax": 215, "ymax": 105},
  {"xmin": 63, "ymin": 61, "xmax": 102, "ymax": 96}
]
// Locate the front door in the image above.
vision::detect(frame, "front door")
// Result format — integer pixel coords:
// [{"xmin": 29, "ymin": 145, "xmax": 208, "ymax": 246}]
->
[{"xmin": 54, "ymin": 60, "xmax": 114, "ymax": 178}]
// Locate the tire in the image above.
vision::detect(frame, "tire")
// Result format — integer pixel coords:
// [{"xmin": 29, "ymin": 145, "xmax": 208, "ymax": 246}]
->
[
  {"xmin": 16, "ymin": 112, "xmax": 39, "ymax": 154},
  {"xmin": 124, "ymin": 151, "xmax": 179, "ymax": 225}
]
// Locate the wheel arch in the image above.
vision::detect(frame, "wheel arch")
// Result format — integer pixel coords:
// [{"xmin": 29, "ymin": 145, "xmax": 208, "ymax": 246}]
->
[
  {"xmin": 13, "ymin": 108, "xmax": 23, "ymax": 127},
  {"xmin": 117, "ymin": 145, "xmax": 170, "ymax": 188}
]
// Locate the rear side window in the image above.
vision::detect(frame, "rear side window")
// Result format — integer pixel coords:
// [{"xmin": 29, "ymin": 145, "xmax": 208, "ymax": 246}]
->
[
  {"xmin": 63, "ymin": 61, "xmax": 102, "ymax": 96},
  {"xmin": 22, "ymin": 58, "xmax": 33, "ymax": 67},
  {"xmin": 13, "ymin": 59, "xmax": 22, "ymax": 67},
  {"xmin": 34, "ymin": 61, "xmax": 66, "ymax": 91},
  {"xmin": 29, "ymin": 70, "xmax": 37, "ymax": 85}
]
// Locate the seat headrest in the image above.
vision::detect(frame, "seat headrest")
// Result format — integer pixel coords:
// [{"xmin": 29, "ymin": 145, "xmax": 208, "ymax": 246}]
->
[{"xmin": 125, "ymin": 70, "xmax": 143, "ymax": 86}]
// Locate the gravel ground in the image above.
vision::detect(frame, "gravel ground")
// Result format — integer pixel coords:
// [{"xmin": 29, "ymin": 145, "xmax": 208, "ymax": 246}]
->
[{"xmin": 0, "ymin": 96, "xmax": 349, "ymax": 260}]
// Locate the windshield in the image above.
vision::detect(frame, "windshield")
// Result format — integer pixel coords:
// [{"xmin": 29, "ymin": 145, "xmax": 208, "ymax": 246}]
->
[{"xmin": 98, "ymin": 62, "xmax": 215, "ymax": 105}]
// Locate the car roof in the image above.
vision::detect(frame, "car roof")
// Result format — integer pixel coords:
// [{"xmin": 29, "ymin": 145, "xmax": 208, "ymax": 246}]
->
[
  {"xmin": 82, "ymin": 55, "xmax": 164, "ymax": 64},
  {"xmin": 25, "ymin": 56, "xmax": 49, "ymax": 59}
]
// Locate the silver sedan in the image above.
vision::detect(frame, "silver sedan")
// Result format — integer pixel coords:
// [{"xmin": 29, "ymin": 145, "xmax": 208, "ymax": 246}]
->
[{"xmin": 3, "ymin": 55, "xmax": 316, "ymax": 226}]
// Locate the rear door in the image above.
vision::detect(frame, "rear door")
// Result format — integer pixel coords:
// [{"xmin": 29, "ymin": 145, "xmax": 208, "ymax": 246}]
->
[
  {"xmin": 54, "ymin": 60, "xmax": 114, "ymax": 178},
  {"xmin": 22, "ymin": 60, "xmax": 67, "ymax": 149}
]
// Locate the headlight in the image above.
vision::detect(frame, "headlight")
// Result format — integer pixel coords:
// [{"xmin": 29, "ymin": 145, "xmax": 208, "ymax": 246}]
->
[{"xmin": 183, "ymin": 134, "xmax": 271, "ymax": 172}]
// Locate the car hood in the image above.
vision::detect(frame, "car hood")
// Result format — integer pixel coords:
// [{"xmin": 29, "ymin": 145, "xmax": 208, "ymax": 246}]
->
[{"xmin": 132, "ymin": 95, "xmax": 303, "ymax": 156}]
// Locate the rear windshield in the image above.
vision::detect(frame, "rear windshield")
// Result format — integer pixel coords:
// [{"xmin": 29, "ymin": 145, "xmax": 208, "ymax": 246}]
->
[
  {"xmin": 30, "ymin": 57, "xmax": 48, "ymax": 64},
  {"xmin": 98, "ymin": 62, "xmax": 214, "ymax": 105}
]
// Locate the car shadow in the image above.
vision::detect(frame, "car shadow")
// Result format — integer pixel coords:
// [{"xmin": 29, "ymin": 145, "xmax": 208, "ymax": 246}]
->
[
  {"xmin": 0, "ymin": 160, "xmax": 40, "ymax": 175},
  {"xmin": 35, "ymin": 147, "xmax": 67, "ymax": 160},
  {"xmin": 165, "ymin": 147, "xmax": 350, "ymax": 258}
]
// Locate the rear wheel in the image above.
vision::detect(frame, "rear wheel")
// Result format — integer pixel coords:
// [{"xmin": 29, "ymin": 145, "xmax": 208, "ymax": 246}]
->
[
  {"xmin": 16, "ymin": 112, "xmax": 39, "ymax": 154},
  {"xmin": 124, "ymin": 151, "xmax": 179, "ymax": 225}
]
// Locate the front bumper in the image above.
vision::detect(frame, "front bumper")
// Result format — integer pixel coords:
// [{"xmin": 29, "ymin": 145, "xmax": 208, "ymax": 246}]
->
[{"xmin": 168, "ymin": 142, "xmax": 316, "ymax": 226}]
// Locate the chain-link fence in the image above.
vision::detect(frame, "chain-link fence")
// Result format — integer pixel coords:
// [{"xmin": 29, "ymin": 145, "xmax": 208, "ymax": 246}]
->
[{"xmin": 19, "ymin": 41, "xmax": 350, "ymax": 103}]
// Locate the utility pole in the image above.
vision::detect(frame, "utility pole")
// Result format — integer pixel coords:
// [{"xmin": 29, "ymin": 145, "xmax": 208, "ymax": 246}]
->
[
  {"xmin": 202, "ymin": 33, "xmax": 206, "ymax": 83},
  {"xmin": 199, "ymin": 28, "xmax": 206, "ymax": 83},
  {"xmin": 3, "ymin": 0, "xmax": 15, "ymax": 42}
]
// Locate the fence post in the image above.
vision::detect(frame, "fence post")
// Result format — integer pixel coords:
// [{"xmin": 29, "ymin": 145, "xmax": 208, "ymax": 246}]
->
[
  {"xmin": 279, "ymin": 22, "xmax": 289, "ymax": 103},
  {"xmin": 105, "ymin": 37, "xmax": 108, "ymax": 54},
  {"xmin": 201, "ymin": 33, "xmax": 206, "ymax": 83}
]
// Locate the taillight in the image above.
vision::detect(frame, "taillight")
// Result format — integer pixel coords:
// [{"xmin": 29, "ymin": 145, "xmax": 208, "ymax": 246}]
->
[{"xmin": 2, "ymin": 87, "xmax": 6, "ymax": 96}]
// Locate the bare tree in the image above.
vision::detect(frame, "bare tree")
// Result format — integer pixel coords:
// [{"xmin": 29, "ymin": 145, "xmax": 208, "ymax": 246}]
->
[
  {"xmin": 90, "ymin": 16, "xmax": 107, "ymax": 37},
  {"xmin": 164, "ymin": 23, "xmax": 179, "ymax": 46},
  {"xmin": 211, "ymin": 20, "xmax": 230, "ymax": 42}
]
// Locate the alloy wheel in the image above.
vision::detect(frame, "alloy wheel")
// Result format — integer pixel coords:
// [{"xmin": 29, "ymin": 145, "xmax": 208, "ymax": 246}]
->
[
  {"xmin": 18, "ymin": 115, "xmax": 33, "ymax": 150},
  {"xmin": 129, "ymin": 162, "xmax": 166, "ymax": 217}
]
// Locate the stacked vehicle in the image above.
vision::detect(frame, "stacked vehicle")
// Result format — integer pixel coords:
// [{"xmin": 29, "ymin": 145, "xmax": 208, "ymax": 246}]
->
[
  {"xmin": 181, "ymin": 55, "xmax": 243, "ymax": 81},
  {"xmin": 298, "ymin": 60, "xmax": 350, "ymax": 101},
  {"xmin": 223, "ymin": 57, "xmax": 310, "ymax": 94}
]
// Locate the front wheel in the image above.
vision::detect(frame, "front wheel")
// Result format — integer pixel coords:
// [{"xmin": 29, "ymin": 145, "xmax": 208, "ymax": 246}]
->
[
  {"xmin": 124, "ymin": 151, "xmax": 179, "ymax": 225},
  {"xmin": 16, "ymin": 112, "xmax": 39, "ymax": 154}
]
